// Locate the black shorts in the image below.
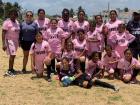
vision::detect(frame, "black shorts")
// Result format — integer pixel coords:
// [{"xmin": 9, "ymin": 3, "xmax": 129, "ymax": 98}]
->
[
  {"xmin": 20, "ymin": 41, "xmax": 33, "ymax": 51},
  {"xmin": 73, "ymin": 73, "xmax": 91, "ymax": 87}
]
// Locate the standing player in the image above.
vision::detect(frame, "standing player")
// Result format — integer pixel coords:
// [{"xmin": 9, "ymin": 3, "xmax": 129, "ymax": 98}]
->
[
  {"xmin": 86, "ymin": 21, "xmax": 102, "ymax": 59},
  {"xmin": 95, "ymin": 15, "xmax": 104, "ymax": 33},
  {"xmin": 2, "ymin": 9, "xmax": 20, "ymax": 76},
  {"xmin": 35, "ymin": 9, "xmax": 50, "ymax": 39},
  {"xmin": 127, "ymin": 12, "xmax": 140, "ymax": 59},
  {"xmin": 111, "ymin": 24, "xmax": 135, "ymax": 57},
  {"xmin": 58, "ymin": 8, "xmax": 74, "ymax": 39},
  {"xmin": 44, "ymin": 19, "xmax": 65, "ymax": 77},
  {"xmin": 20, "ymin": 11, "xmax": 38, "ymax": 73},
  {"xmin": 30, "ymin": 32, "xmax": 52, "ymax": 78},
  {"xmin": 105, "ymin": 10, "xmax": 123, "ymax": 33},
  {"xmin": 95, "ymin": 15, "xmax": 104, "ymax": 51},
  {"xmin": 73, "ymin": 10, "xmax": 89, "ymax": 34}
]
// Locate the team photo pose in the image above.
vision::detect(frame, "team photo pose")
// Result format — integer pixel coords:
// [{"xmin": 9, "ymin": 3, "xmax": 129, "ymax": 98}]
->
[
  {"xmin": 74, "ymin": 10, "xmax": 89, "ymax": 34},
  {"xmin": 105, "ymin": 10, "xmax": 123, "ymax": 33},
  {"xmin": 58, "ymin": 8, "xmax": 74, "ymax": 39},
  {"xmin": 72, "ymin": 29, "xmax": 87, "ymax": 73},
  {"xmin": 111, "ymin": 24, "xmax": 135, "ymax": 57},
  {"xmin": 86, "ymin": 21, "xmax": 102, "ymax": 59},
  {"xmin": 30, "ymin": 32, "xmax": 52, "ymax": 78},
  {"xmin": 35, "ymin": 9, "xmax": 50, "ymax": 39},
  {"xmin": 103, "ymin": 45, "xmax": 120, "ymax": 79},
  {"xmin": 117, "ymin": 49, "xmax": 140, "ymax": 84},
  {"xmin": 44, "ymin": 19, "xmax": 65, "ymax": 81},
  {"xmin": 2, "ymin": 9, "xmax": 20, "ymax": 76},
  {"xmin": 20, "ymin": 11, "xmax": 38, "ymax": 73}
]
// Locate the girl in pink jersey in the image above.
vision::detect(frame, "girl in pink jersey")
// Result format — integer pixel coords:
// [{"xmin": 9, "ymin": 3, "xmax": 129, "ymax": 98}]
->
[
  {"xmin": 2, "ymin": 9, "xmax": 20, "ymax": 76},
  {"xmin": 103, "ymin": 45, "xmax": 120, "ymax": 79},
  {"xmin": 86, "ymin": 52, "xmax": 104, "ymax": 79},
  {"xmin": 72, "ymin": 29, "xmax": 87, "ymax": 73},
  {"xmin": 30, "ymin": 32, "xmax": 52, "ymax": 78},
  {"xmin": 35, "ymin": 9, "xmax": 50, "ymax": 39},
  {"xmin": 95, "ymin": 15, "xmax": 104, "ymax": 51},
  {"xmin": 101, "ymin": 25, "xmax": 116, "ymax": 49},
  {"xmin": 62, "ymin": 38, "xmax": 76, "ymax": 65},
  {"xmin": 44, "ymin": 19, "xmax": 65, "ymax": 75},
  {"xmin": 105, "ymin": 10, "xmax": 123, "ymax": 33},
  {"xmin": 73, "ymin": 10, "xmax": 89, "ymax": 34},
  {"xmin": 117, "ymin": 49, "xmax": 140, "ymax": 84},
  {"xmin": 95, "ymin": 15, "xmax": 104, "ymax": 33},
  {"xmin": 86, "ymin": 21, "xmax": 102, "ymax": 59},
  {"xmin": 111, "ymin": 24, "xmax": 135, "ymax": 57},
  {"xmin": 56, "ymin": 39, "xmax": 76, "ymax": 77},
  {"xmin": 58, "ymin": 8, "xmax": 74, "ymax": 39},
  {"xmin": 86, "ymin": 52, "xmax": 119, "ymax": 91}
]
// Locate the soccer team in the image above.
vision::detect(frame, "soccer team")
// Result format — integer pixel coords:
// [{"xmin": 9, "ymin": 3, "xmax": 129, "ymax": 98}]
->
[{"xmin": 2, "ymin": 8, "xmax": 140, "ymax": 90}]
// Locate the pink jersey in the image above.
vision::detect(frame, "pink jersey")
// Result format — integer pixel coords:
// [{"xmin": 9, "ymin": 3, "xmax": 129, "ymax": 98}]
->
[
  {"xmin": 117, "ymin": 58, "xmax": 140, "ymax": 75},
  {"xmin": 62, "ymin": 50, "xmax": 76, "ymax": 64},
  {"xmin": 44, "ymin": 27, "xmax": 64, "ymax": 55},
  {"xmin": 105, "ymin": 19, "xmax": 123, "ymax": 33},
  {"xmin": 96, "ymin": 24, "xmax": 104, "ymax": 33},
  {"xmin": 86, "ymin": 30, "xmax": 102, "ymax": 56},
  {"xmin": 2, "ymin": 19, "xmax": 20, "ymax": 40},
  {"xmin": 30, "ymin": 40, "xmax": 51, "ymax": 73},
  {"xmin": 103, "ymin": 50, "xmax": 120, "ymax": 70},
  {"xmin": 86, "ymin": 60, "xmax": 104, "ymax": 78},
  {"xmin": 107, "ymin": 31, "xmax": 117, "ymax": 49},
  {"xmin": 111, "ymin": 32, "xmax": 135, "ymax": 57},
  {"xmin": 58, "ymin": 19, "xmax": 74, "ymax": 38},
  {"xmin": 73, "ymin": 20, "xmax": 89, "ymax": 33},
  {"xmin": 35, "ymin": 18, "xmax": 50, "ymax": 38},
  {"xmin": 96, "ymin": 24, "xmax": 104, "ymax": 50},
  {"xmin": 72, "ymin": 39, "xmax": 87, "ymax": 57}
]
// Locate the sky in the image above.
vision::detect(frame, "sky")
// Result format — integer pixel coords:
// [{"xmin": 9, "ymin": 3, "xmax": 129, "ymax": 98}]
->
[{"xmin": 3, "ymin": 0, "xmax": 140, "ymax": 16}]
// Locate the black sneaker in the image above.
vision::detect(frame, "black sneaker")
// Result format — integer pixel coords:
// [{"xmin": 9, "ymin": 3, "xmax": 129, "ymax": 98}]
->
[
  {"xmin": 22, "ymin": 69, "xmax": 27, "ymax": 74},
  {"xmin": 46, "ymin": 76, "xmax": 52, "ymax": 82},
  {"xmin": 4, "ymin": 70, "xmax": 15, "ymax": 77}
]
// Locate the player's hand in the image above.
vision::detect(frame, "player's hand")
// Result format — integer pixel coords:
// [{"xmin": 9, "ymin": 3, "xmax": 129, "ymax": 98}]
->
[{"xmin": 2, "ymin": 44, "xmax": 7, "ymax": 51}]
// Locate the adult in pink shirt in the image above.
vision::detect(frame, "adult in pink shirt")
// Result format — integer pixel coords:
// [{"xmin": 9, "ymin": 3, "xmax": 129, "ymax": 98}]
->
[
  {"xmin": 103, "ymin": 45, "xmax": 120, "ymax": 79},
  {"xmin": 44, "ymin": 19, "xmax": 65, "ymax": 74},
  {"xmin": 2, "ymin": 9, "xmax": 20, "ymax": 76},
  {"xmin": 105, "ymin": 10, "xmax": 123, "ymax": 34},
  {"xmin": 35, "ymin": 9, "xmax": 50, "ymax": 39},
  {"xmin": 73, "ymin": 10, "xmax": 89, "ymax": 34},
  {"xmin": 30, "ymin": 32, "xmax": 52, "ymax": 79},
  {"xmin": 117, "ymin": 49, "xmax": 140, "ymax": 84},
  {"xmin": 111, "ymin": 24, "xmax": 135, "ymax": 57},
  {"xmin": 58, "ymin": 8, "xmax": 74, "ymax": 39}
]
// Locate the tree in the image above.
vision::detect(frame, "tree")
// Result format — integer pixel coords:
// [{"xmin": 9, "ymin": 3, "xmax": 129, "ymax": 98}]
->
[
  {"xmin": 69, "ymin": 8, "xmax": 74, "ymax": 18},
  {"xmin": 124, "ymin": 7, "xmax": 129, "ymax": 12}
]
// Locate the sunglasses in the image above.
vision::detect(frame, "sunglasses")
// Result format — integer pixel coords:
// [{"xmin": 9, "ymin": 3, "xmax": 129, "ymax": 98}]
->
[{"xmin": 26, "ymin": 14, "xmax": 33, "ymax": 17}]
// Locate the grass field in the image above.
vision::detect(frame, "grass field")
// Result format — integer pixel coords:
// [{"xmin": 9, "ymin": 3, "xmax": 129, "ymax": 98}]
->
[{"xmin": 0, "ymin": 28, "xmax": 140, "ymax": 105}]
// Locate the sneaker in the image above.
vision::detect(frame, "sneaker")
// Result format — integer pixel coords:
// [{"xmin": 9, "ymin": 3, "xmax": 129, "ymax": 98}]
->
[
  {"xmin": 46, "ymin": 76, "xmax": 52, "ymax": 82},
  {"xmin": 114, "ymin": 86, "xmax": 119, "ymax": 92},
  {"xmin": 130, "ymin": 78, "xmax": 140, "ymax": 84},
  {"xmin": 4, "ymin": 70, "xmax": 15, "ymax": 77},
  {"xmin": 22, "ymin": 69, "xmax": 27, "ymax": 74}
]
